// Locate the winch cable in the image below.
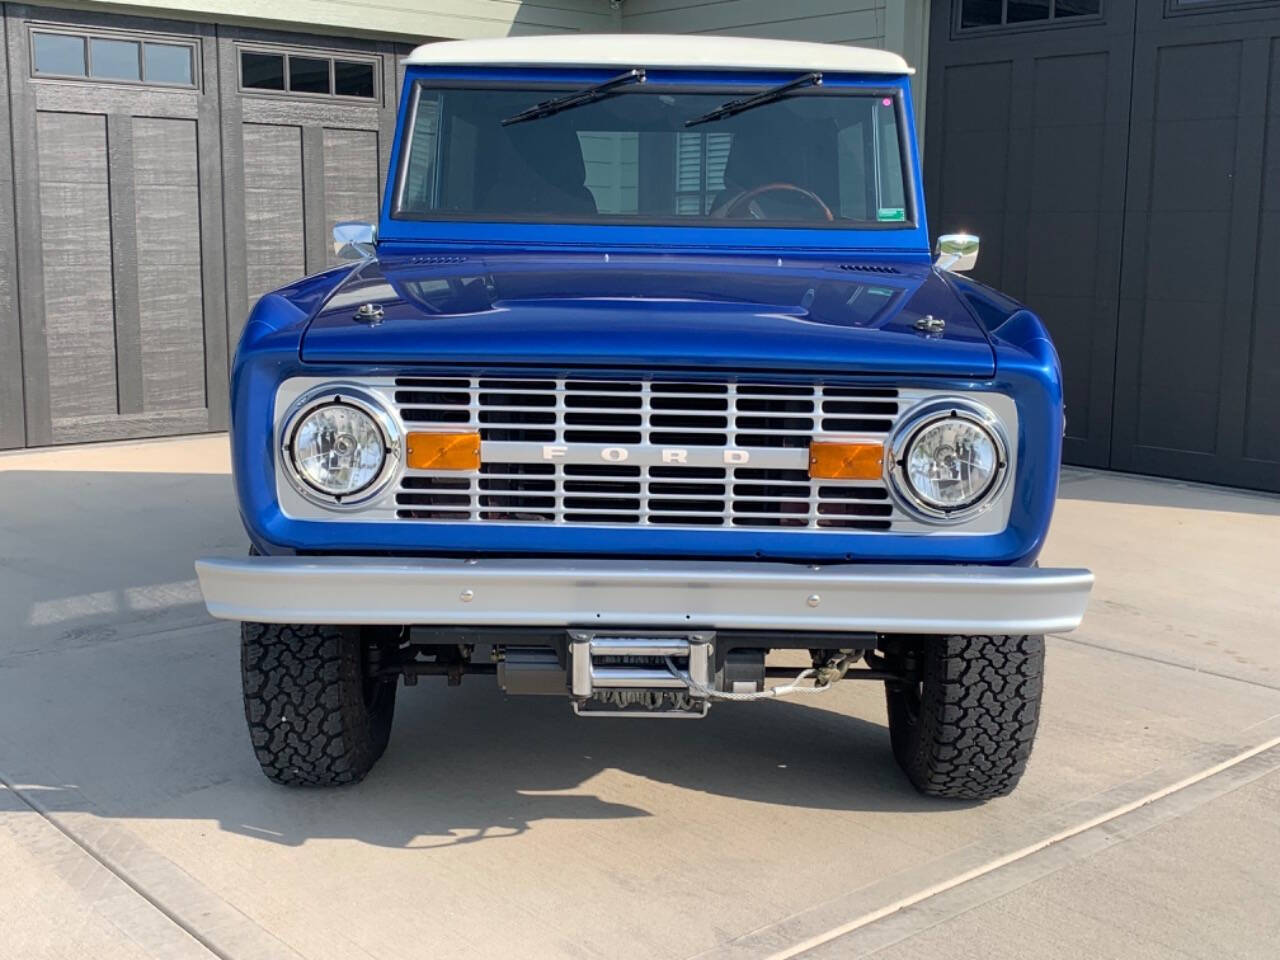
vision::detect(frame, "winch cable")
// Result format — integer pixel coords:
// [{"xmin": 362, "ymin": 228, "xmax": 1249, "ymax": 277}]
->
[{"xmin": 664, "ymin": 653, "xmax": 855, "ymax": 702}]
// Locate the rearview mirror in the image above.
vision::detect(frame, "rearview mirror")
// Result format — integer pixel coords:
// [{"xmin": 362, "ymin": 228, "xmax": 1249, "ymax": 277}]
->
[
  {"xmin": 935, "ymin": 233, "xmax": 979, "ymax": 273},
  {"xmin": 333, "ymin": 221, "xmax": 377, "ymax": 260}
]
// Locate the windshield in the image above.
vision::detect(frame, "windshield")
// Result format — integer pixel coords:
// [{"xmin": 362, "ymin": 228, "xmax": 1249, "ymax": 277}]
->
[{"xmin": 394, "ymin": 82, "xmax": 910, "ymax": 228}]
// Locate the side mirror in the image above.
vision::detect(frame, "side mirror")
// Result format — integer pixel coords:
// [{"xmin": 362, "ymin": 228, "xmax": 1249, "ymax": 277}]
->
[
  {"xmin": 935, "ymin": 233, "xmax": 979, "ymax": 273},
  {"xmin": 333, "ymin": 221, "xmax": 377, "ymax": 260}
]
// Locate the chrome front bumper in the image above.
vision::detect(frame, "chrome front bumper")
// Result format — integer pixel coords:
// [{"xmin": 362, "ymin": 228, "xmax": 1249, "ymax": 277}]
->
[{"xmin": 194, "ymin": 556, "xmax": 1093, "ymax": 635}]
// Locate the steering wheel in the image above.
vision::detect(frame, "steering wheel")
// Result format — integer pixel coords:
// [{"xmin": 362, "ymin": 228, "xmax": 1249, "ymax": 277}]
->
[{"xmin": 716, "ymin": 182, "xmax": 834, "ymax": 222}]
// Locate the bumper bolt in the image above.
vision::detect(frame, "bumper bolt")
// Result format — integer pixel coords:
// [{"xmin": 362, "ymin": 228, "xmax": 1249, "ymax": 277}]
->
[
  {"xmin": 460, "ymin": 589, "xmax": 474, "ymax": 603},
  {"xmin": 807, "ymin": 594, "xmax": 821, "ymax": 607}
]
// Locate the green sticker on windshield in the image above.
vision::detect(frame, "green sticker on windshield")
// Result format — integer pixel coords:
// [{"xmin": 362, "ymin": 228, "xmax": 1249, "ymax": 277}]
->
[{"xmin": 877, "ymin": 207, "xmax": 906, "ymax": 222}]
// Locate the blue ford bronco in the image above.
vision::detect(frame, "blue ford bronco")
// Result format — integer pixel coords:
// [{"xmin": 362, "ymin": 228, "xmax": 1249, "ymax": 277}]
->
[{"xmin": 196, "ymin": 35, "xmax": 1093, "ymax": 799}]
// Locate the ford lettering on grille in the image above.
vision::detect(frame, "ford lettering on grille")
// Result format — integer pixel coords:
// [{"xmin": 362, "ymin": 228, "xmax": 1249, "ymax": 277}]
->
[{"xmin": 539, "ymin": 445, "xmax": 752, "ymax": 466}]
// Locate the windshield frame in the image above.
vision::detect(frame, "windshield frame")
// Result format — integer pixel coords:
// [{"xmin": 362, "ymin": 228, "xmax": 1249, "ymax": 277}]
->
[{"xmin": 379, "ymin": 66, "xmax": 930, "ymax": 255}]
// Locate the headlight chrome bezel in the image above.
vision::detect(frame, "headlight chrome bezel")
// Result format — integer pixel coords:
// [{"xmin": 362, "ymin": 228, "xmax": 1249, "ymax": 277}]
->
[
  {"xmin": 279, "ymin": 384, "xmax": 402, "ymax": 510},
  {"xmin": 886, "ymin": 397, "xmax": 1011, "ymax": 524}
]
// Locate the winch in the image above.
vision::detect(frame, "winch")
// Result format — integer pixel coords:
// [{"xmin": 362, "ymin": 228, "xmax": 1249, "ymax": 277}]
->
[{"xmin": 569, "ymin": 631, "xmax": 715, "ymax": 717}]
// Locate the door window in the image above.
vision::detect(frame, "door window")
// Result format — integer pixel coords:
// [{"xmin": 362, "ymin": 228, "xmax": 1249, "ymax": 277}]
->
[
  {"xmin": 31, "ymin": 29, "xmax": 195, "ymax": 87},
  {"xmin": 959, "ymin": 0, "xmax": 1101, "ymax": 30},
  {"xmin": 239, "ymin": 47, "xmax": 378, "ymax": 101}
]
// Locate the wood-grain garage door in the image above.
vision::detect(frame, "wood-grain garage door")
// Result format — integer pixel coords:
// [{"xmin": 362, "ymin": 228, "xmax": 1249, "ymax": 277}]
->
[
  {"xmin": 215, "ymin": 26, "xmax": 404, "ymax": 346},
  {"xmin": 5, "ymin": 3, "xmax": 228, "ymax": 446},
  {"xmin": 927, "ymin": 0, "xmax": 1280, "ymax": 493}
]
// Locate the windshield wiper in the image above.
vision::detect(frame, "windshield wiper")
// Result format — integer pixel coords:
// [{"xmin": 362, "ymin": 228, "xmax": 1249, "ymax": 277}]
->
[
  {"xmin": 502, "ymin": 68, "xmax": 647, "ymax": 126},
  {"xmin": 684, "ymin": 72, "xmax": 823, "ymax": 128}
]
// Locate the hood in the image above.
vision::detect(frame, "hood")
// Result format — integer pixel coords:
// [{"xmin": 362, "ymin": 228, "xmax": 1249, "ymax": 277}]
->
[{"xmin": 299, "ymin": 253, "xmax": 994, "ymax": 378}]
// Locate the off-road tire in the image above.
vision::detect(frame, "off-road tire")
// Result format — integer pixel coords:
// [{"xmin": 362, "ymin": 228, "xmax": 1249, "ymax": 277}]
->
[
  {"xmin": 885, "ymin": 634, "xmax": 1044, "ymax": 800},
  {"xmin": 241, "ymin": 622, "xmax": 397, "ymax": 786}
]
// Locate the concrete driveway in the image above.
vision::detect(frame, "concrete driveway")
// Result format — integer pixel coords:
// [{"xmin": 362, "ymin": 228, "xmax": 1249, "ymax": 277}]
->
[{"xmin": 1, "ymin": 436, "xmax": 1278, "ymax": 960}]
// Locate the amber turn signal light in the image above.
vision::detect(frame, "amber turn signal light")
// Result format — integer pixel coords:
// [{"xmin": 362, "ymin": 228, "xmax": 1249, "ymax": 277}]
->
[
  {"xmin": 405, "ymin": 431, "xmax": 481, "ymax": 471},
  {"xmin": 808, "ymin": 440, "xmax": 886, "ymax": 480}
]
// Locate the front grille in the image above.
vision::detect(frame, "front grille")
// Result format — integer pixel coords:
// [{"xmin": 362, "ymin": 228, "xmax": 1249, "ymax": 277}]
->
[{"xmin": 391, "ymin": 377, "xmax": 903, "ymax": 531}]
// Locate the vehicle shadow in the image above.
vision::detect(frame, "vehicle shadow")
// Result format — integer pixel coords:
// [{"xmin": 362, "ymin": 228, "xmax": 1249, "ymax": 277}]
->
[
  {"xmin": 0, "ymin": 465, "xmax": 966, "ymax": 853},
  {"xmin": 12, "ymin": 677, "xmax": 942, "ymax": 851}
]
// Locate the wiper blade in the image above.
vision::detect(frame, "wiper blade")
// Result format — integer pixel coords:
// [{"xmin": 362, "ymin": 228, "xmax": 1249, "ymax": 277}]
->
[
  {"xmin": 684, "ymin": 72, "xmax": 823, "ymax": 128},
  {"xmin": 502, "ymin": 68, "xmax": 647, "ymax": 126}
]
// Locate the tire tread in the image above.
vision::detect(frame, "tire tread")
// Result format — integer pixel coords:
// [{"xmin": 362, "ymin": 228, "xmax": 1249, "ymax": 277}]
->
[
  {"xmin": 888, "ymin": 634, "xmax": 1044, "ymax": 800},
  {"xmin": 241, "ymin": 622, "xmax": 394, "ymax": 786}
]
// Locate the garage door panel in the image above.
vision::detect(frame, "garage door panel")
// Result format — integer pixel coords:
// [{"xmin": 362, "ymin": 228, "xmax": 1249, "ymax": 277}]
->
[
  {"xmin": 29, "ymin": 81, "xmax": 198, "ymax": 119},
  {"xmin": 1135, "ymin": 296, "xmax": 1226, "ymax": 397},
  {"xmin": 1272, "ymin": 36, "xmax": 1280, "ymax": 117},
  {"xmin": 0, "ymin": 17, "xmax": 22, "ymax": 449},
  {"xmin": 242, "ymin": 123, "xmax": 305, "ymax": 304},
  {"xmin": 35, "ymin": 110, "xmax": 109, "ymax": 185},
  {"xmin": 1149, "ymin": 40, "xmax": 1243, "ymax": 122},
  {"xmin": 134, "ymin": 188, "xmax": 203, "ymax": 263},
  {"xmin": 133, "ymin": 117, "xmax": 199, "ymax": 186},
  {"xmin": 1031, "ymin": 50, "xmax": 1110, "ymax": 125},
  {"xmin": 1148, "ymin": 117, "xmax": 1239, "ymax": 213},
  {"xmin": 36, "ymin": 111, "xmax": 118, "ymax": 425},
  {"xmin": 941, "ymin": 60, "xmax": 1012, "ymax": 131},
  {"xmin": 1031, "ymin": 291, "xmax": 1095, "ymax": 429},
  {"xmin": 1024, "ymin": 212, "xmax": 1103, "ymax": 298},
  {"xmin": 938, "ymin": 128, "xmax": 1008, "ymax": 213},
  {"xmin": 1028, "ymin": 124, "xmax": 1105, "ymax": 213},
  {"xmin": 932, "ymin": 61, "xmax": 1012, "ymax": 291},
  {"xmin": 133, "ymin": 117, "xmax": 206, "ymax": 413},
  {"xmin": 323, "ymin": 128, "xmax": 379, "ymax": 269},
  {"xmin": 1243, "ymin": 50, "xmax": 1280, "ymax": 465},
  {"xmin": 1142, "ymin": 210, "xmax": 1231, "ymax": 304},
  {"xmin": 1135, "ymin": 385, "xmax": 1222, "ymax": 456}
]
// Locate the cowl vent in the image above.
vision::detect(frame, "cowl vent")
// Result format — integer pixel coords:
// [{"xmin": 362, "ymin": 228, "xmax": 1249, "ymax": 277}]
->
[
  {"xmin": 838, "ymin": 263, "xmax": 901, "ymax": 275},
  {"xmin": 410, "ymin": 255, "xmax": 469, "ymax": 265}
]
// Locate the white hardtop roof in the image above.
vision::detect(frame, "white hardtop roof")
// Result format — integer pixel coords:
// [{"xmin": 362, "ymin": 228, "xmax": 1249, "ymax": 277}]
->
[{"xmin": 404, "ymin": 35, "xmax": 913, "ymax": 76}]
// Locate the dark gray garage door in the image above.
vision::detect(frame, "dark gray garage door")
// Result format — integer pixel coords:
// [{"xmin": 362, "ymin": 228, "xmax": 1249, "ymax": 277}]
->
[
  {"xmin": 0, "ymin": 5, "xmax": 407, "ymax": 449},
  {"xmin": 927, "ymin": 0, "xmax": 1280, "ymax": 493}
]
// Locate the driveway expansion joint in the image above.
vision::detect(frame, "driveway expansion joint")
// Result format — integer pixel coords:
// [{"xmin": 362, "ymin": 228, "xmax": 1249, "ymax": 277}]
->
[{"xmin": 689, "ymin": 728, "xmax": 1280, "ymax": 960}]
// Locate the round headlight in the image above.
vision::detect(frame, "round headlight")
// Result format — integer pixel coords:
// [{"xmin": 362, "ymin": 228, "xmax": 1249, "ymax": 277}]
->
[
  {"xmin": 290, "ymin": 402, "xmax": 387, "ymax": 498},
  {"xmin": 889, "ymin": 399, "xmax": 1008, "ymax": 521}
]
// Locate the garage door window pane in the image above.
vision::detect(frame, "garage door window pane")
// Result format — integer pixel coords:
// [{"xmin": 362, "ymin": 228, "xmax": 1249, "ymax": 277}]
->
[
  {"xmin": 33, "ymin": 33, "xmax": 86, "ymax": 77},
  {"xmin": 144, "ymin": 43, "xmax": 193, "ymax": 86},
  {"xmin": 960, "ymin": 0, "xmax": 1002, "ymax": 27},
  {"xmin": 334, "ymin": 60, "xmax": 375, "ymax": 98},
  {"xmin": 1054, "ymin": 0, "xmax": 1100, "ymax": 14},
  {"xmin": 90, "ymin": 38, "xmax": 141, "ymax": 81},
  {"xmin": 289, "ymin": 56, "xmax": 331, "ymax": 94},
  {"xmin": 242, "ymin": 51, "xmax": 284, "ymax": 90},
  {"xmin": 1007, "ymin": 0, "xmax": 1051, "ymax": 22}
]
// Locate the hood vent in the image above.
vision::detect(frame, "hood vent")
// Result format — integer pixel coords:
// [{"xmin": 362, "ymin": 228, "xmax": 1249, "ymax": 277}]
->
[{"xmin": 838, "ymin": 263, "xmax": 901, "ymax": 275}]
